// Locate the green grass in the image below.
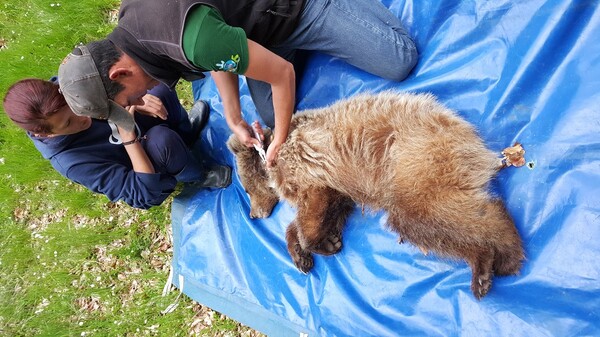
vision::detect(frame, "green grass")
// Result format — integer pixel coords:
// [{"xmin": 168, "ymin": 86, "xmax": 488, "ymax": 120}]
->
[{"xmin": 0, "ymin": 1, "xmax": 262, "ymax": 336}]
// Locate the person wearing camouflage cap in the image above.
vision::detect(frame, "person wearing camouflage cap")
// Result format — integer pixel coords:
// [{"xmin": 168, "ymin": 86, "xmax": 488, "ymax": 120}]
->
[{"xmin": 3, "ymin": 79, "xmax": 231, "ymax": 209}]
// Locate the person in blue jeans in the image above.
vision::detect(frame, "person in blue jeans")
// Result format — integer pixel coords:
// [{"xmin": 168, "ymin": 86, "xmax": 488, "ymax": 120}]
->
[
  {"xmin": 58, "ymin": 0, "xmax": 418, "ymax": 168},
  {"xmin": 2, "ymin": 78, "xmax": 231, "ymax": 209}
]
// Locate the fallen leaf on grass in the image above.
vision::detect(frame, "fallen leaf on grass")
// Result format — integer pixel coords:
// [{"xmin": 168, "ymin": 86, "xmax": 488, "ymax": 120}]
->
[
  {"xmin": 34, "ymin": 298, "xmax": 50, "ymax": 314},
  {"xmin": 75, "ymin": 295, "xmax": 105, "ymax": 313}
]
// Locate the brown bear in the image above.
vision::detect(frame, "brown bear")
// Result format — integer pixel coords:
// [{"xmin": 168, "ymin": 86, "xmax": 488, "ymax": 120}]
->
[{"xmin": 227, "ymin": 91, "xmax": 525, "ymax": 299}]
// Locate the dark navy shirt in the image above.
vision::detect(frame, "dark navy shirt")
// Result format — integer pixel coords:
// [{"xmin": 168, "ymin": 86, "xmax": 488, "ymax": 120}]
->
[{"xmin": 31, "ymin": 84, "xmax": 191, "ymax": 209}]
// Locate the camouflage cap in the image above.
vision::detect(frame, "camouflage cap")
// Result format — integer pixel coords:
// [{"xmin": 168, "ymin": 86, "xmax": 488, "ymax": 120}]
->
[{"xmin": 58, "ymin": 45, "xmax": 134, "ymax": 131}]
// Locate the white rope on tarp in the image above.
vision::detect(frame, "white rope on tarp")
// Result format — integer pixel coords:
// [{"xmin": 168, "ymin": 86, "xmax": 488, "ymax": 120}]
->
[
  {"xmin": 161, "ymin": 267, "xmax": 173, "ymax": 297},
  {"xmin": 161, "ymin": 268, "xmax": 184, "ymax": 315}
]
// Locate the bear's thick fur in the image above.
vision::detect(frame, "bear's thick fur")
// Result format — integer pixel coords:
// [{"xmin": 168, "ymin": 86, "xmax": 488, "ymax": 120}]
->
[{"xmin": 227, "ymin": 91, "xmax": 524, "ymax": 299}]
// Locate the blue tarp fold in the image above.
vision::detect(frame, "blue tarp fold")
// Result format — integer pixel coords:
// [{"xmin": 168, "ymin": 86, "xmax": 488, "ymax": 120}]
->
[{"xmin": 171, "ymin": 1, "xmax": 600, "ymax": 335}]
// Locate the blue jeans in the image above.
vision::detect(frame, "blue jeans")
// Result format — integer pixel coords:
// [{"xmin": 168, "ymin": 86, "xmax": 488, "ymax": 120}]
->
[{"xmin": 248, "ymin": 0, "xmax": 418, "ymax": 127}]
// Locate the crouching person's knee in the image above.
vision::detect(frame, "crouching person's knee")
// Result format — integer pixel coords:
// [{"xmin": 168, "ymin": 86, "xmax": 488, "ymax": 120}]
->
[
  {"xmin": 143, "ymin": 125, "xmax": 232, "ymax": 188},
  {"xmin": 143, "ymin": 125, "xmax": 189, "ymax": 175}
]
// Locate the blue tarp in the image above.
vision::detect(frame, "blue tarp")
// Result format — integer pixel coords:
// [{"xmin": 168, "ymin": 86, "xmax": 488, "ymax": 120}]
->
[{"xmin": 170, "ymin": 1, "xmax": 600, "ymax": 336}]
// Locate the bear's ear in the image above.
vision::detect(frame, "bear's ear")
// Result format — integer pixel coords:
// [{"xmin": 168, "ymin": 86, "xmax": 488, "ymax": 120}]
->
[{"xmin": 226, "ymin": 134, "xmax": 245, "ymax": 154}]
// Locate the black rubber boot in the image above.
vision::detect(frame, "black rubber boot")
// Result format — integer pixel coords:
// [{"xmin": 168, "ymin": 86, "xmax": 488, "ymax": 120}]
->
[
  {"xmin": 188, "ymin": 100, "xmax": 210, "ymax": 141},
  {"xmin": 189, "ymin": 165, "xmax": 232, "ymax": 189}
]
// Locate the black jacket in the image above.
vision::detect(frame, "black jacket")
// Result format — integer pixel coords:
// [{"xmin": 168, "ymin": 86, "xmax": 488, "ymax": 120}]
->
[{"xmin": 108, "ymin": 0, "xmax": 304, "ymax": 87}]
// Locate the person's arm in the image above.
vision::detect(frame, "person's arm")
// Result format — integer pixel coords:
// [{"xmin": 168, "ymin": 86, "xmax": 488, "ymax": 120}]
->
[
  {"xmin": 53, "ymin": 154, "xmax": 176, "ymax": 209},
  {"xmin": 117, "ymin": 105, "xmax": 155, "ymax": 174},
  {"xmin": 210, "ymin": 71, "xmax": 253, "ymax": 145},
  {"xmin": 119, "ymin": 93, "xmax": 176, "ymax": 174},
  {"xmin": 212, "ymin": 38, "xmax": 295, "ymax": 167}
]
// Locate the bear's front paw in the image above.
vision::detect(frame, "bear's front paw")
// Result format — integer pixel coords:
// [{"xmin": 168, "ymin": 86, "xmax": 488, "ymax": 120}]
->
[
  {"xmin": 471, "ymin": 269, "xmax": 493, "ymax": 300},
  {"xmin": 290, "ymin": 243, "xmax": 314, "ymax": 273}
]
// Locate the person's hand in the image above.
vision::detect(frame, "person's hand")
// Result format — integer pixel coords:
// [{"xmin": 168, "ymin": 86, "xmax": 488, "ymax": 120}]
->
[
  {"xmin": 129, "ymin": 94, "xmax": 168, "ymax": 120},
  {"xmin": 251, "ymin": 121, "xmax": 264, "ymax": 142},
  {"xmin": 250, "ymin": 121, "xmax": 279, "ymax": 168},
  {"xmin": 233, "ymin": 119, "xmax": 280, "ymax": 167},
  {"xmin": 115, "ymin": 105, "xmax": 139, "ymax": 141},
  {"xmin": 231, "ymin": 119, "xmax": 260, "ymax": 148},
  {"xmin": 265, "ymin": 139, "xmax": 281, "ymax": 168}
]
